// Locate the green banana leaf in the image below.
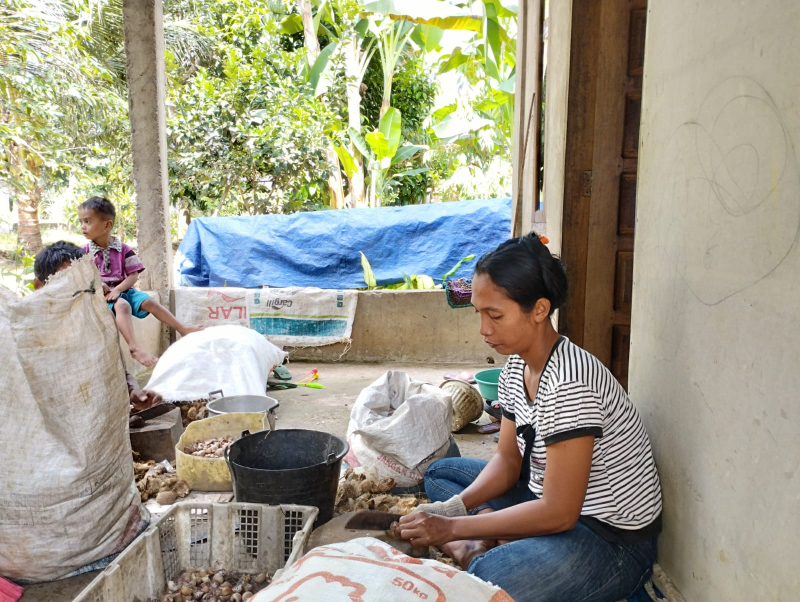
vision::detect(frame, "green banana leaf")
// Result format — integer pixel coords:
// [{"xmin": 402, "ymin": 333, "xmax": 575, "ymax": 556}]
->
[
  {"xmin": 332, "ymin": 139, "xmax": 358, "ymax": 178},
  {"xmin": 391, "ymin": 144, "xmax": 427, "ymax": 166},
  {"xmin": 361, "ymin": 0, "xmax": 482, "ymax": 33},
  {"xmin": 306, "ymin": 41, "xmax": 338, "ymax": 97},
  {"xmin": 349, "ymin": 127, "xmax": 371, "ymax": 159},
  {"xmin": 379, "ymin": 107, "xmax": 402, "ymax": 158},
  {"xmin": 360, "ymin": 252, "xmax": 377, "ymax": 289}
]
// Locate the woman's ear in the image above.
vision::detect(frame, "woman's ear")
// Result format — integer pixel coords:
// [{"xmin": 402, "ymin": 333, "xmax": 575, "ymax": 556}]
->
[{"xmin": 533, "ymin": 297, "xmax": 551, "ymax": 323}]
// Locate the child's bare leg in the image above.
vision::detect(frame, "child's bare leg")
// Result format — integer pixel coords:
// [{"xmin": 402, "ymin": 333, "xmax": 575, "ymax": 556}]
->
[
  {"xmin": 140, "ymin": 298, "xmax": 204, "ymax": 337},
  {"xmin": 115, "ymin": 298, "xmax": 158, "ymax": 367}
]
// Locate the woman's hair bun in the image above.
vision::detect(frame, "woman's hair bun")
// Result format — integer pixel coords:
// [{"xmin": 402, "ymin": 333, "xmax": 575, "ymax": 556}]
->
[{"xmin": 474, "ymin": 232, "xmax": 568, "ymax": 315}]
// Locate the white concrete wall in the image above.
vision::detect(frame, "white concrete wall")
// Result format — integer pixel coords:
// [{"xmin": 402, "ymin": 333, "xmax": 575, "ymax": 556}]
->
[{"xmin": 632, "ymin": 2, "xmax": 800, "ymax": 600}]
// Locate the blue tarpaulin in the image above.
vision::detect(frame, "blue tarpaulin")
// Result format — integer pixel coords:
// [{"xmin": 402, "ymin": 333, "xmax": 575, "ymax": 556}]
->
[{"xmin": 176, "ymin": 197, "xmax": 512, "ymax": 289}]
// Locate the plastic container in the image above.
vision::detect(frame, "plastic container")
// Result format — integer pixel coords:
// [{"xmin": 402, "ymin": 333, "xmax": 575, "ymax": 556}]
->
[
  {"xmin": 206, "ymin": 391, "xmax": 279, "ymax": 424},
  {"xmin": 475, "ymin": 368, "xmax": 503, "ymax": 401},
  {"xmin": 73, "ymin": 501, "xmax": 318, "ymax": 602},
  {"xmin": 225, "ymin": 429, "xmax": 349, "ymax": 526},
  {"xmin": 176, "ymin": 412, "xmax": 270, "ymax": 492}
]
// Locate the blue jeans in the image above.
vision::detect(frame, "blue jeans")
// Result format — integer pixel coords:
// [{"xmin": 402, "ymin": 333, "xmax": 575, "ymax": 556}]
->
[{"xmin": 425, "ymin": 458, "xmax": 658, "ymax": 602}]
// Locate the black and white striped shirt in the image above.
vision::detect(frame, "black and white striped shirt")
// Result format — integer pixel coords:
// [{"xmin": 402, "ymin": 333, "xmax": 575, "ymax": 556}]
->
[{"xmin": 498, "ymin": 337, "xmax": 662, "ymax": 537}]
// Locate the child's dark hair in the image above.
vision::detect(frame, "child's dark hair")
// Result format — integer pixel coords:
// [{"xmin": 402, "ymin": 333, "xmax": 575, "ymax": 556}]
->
[
  {"xmin": 79, "ymin": 196, "xmax": 116, "ymax": 221},
  {"xmin": 474, "ymin": 232, "xmax": 568, "ymax": 316},
  {"xmin": 34, "ymin": 241, "xmax": 86, "ymax": 282}
]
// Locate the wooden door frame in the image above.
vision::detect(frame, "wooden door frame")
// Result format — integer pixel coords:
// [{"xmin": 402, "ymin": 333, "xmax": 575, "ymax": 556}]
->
[
  {"xmin": 510, "ymin": 0, "xmax": 545, "ymax": 238},
  {"xmin": 543, "ymin": 0, "xmax": 644, "ymax": 374},
  {"xmin": 583, "ymin": 0, "xmax": 643, "ymax": 366},
  {"xmin": 555, "ymin": 0, "xmax": 603, "ymax": 348},
  {"xmin": 514, "ymin": 0, "xmax": 645, "ymax": 373}
]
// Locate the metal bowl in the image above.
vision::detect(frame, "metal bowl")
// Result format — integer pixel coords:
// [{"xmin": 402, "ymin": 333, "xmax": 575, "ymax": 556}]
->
[{"xmin": 206, "ymin": 394, "xmax": 279, "ymax": 429}]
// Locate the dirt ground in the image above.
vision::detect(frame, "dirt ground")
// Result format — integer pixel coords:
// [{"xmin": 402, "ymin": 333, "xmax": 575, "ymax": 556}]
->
[{"xmin": 19, "ymin": 361, "xmax": 499, "ymax": 601}]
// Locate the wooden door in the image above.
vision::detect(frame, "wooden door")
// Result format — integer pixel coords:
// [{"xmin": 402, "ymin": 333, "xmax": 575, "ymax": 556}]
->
[{"xmin": 558, "ymin": 0, "xmax": 647, "ymax": 390}]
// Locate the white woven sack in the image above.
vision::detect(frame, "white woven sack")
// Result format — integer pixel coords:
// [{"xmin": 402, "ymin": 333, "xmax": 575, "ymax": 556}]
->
[
  {"xmin": 0, "ymin": 256, "xmax": 147, "ymax": 582},
  {"xmin": 256, "ymin": 538, "xmax": 513, "ymax": 602},
  {"xmin": 174, "ymin": 287, "xmax": 251, "ymax": 329},
  {"xmin": 345, "ymin": 433, "xmax": 451, "ymax": 488},
  {"xmin": 144, "ymin": 324, "xmax": 286, "ymax": 401},
  {"xmin": 344, "ymin": 371, "xmax": 453, "ymax": 487}
]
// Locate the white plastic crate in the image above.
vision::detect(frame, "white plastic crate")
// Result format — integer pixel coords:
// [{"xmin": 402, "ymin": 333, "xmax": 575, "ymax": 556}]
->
[{"xmin": 74, "ymin": 502, "xmax": 318, "ymax": 602}]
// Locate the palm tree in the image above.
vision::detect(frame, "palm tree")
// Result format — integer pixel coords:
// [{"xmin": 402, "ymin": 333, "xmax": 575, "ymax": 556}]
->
[{"xmin": 0, "ymin": 0, "xmax": 211, "ymax": 253}]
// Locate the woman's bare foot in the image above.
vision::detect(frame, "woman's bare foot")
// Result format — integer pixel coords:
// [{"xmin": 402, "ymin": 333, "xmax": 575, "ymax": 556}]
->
[
  {"xmin": 130, "ymin": 346, "xmax": 158, "ymax": 367},
  {"xmin": 440, "ymin": 539, "xmax": 497, "ymax": 569},
  {"xmin": 177, "ymin": 324, "xmax": 205, "ymax": 336}
]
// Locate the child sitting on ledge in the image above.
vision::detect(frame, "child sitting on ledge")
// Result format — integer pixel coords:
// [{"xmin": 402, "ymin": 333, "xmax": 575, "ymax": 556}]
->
[{"xmin": 78, "ymin": 196, "xmax": 202, "ymax": 367}]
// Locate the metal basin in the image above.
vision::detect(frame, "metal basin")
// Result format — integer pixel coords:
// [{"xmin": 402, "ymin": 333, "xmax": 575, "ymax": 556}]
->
[{"xmin": 206, "ymin": 393, "xmax": 279, "ymax": 429}]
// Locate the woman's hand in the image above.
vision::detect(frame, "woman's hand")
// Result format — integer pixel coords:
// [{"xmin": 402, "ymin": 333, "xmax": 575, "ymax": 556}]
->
[{"xmin": 397, "ymin": 512, "xmax": 458, "ymax": 547}]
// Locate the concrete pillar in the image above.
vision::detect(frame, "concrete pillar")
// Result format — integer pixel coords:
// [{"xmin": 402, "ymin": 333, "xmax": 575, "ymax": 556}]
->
[{"xmin": 122, "ymin": 0, "xmax": 172, "ymax": 351}]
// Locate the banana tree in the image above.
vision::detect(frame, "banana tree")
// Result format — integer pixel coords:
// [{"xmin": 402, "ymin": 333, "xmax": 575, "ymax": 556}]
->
[
  {"xmin": 285, "ymin": 1, "xmax": 377, "ymax": 206},
  {"xmin": 342, "ymin": 18, "xmax": 377, "ymax": 206},
  {"xmin": 348, "ymin": 107, "xmax": 427, "ymax": 206},
  {"xmin": 365, "ymin": 16, "xmax": 415, "ymax": 119},
  {"xmin": 334, "ymin": 107, "xmax": 427, "ymax": 207},
  {"xmin": 292, "ymin": 1, "xmax": 432, "ymax": 207},
  {"xmin": 296, "ymin": 0, "xmax": 345, "ymax": 208},
  {"xmin": 362, "ymin": 0, "xmax": 518, "ymax": 151}
]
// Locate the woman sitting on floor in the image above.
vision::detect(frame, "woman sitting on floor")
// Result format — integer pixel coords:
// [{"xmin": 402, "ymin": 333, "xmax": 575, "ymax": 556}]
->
[{"xmin": 398, "ymin": 233, "xmax": 662, "ymax": 602}]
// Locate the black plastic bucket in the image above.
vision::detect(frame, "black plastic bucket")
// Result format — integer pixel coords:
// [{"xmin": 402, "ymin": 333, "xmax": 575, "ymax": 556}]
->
[{"xmin": 225, "ymin": 429, "xmax": 349, "ymax": 525}]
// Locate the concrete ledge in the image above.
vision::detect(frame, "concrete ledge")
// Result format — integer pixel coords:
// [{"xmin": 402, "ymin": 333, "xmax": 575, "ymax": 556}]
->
[
  {"xmin": 289, "ymin": 289, "xmax": 505, "ymax": 365},
  {"xmin": 135, "ymin": 288, "xmax": 504, "ymax": 368}
]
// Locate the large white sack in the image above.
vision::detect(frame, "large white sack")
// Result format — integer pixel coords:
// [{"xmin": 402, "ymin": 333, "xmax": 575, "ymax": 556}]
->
[
  {"xmin": 0, "ymin": 256, "xmax": 147, "ymax": 582},
  {"xmin": 257, "ymin": 538, "xmax": 513, "ymax": 602},
  {"xmin": 345, "ymin": 371, "xmax": 452, "ymax": 487},
  {"xmin": 144, "ymin": 324, "xmax": 286, "ymax": 401}
]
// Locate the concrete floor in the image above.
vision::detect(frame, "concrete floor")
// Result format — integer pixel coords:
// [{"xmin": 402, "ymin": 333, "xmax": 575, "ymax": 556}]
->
[
  {"xmin": 269, "ymin": 362, "xmax": 499, "ymax": 461},
  {"xmin": 19, "ymin": 361, "xmax": 499, "ymax": 601},
  {"xmin": 19, "ymin": 571, "xmax": 98, "ymax": 602}
]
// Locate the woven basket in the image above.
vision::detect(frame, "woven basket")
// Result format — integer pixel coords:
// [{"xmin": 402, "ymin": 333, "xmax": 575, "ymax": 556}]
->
[
  {"xmin": 445, "ymin": 278, "xmax": 473, "ymax": 309},
  {"xmin": 440, "ymin": 379, "xmax": 484, "ymax": 432}
]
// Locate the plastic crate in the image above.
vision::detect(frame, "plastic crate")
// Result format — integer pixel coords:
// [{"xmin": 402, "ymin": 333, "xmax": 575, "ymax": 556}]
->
[{"xmin": 74, "ymin": 502, "xmax": 318, "ymax": 602}]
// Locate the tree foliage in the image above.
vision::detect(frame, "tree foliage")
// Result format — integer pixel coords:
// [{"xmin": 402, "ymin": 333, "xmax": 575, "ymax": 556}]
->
[
  {"xmin": 2, "ymin": 0, "xmax": 517, "ymax": 252},
  {"xmin": 0, "ymin": 0, "xmax": 131, "ymax": 252},
  {"xmin": 361, "ymin": 53, "xmax": 437, "ymax": 139},
  {"xmin": 166, "ymin": 0, "xmax": 334, "ymax": 215}
]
